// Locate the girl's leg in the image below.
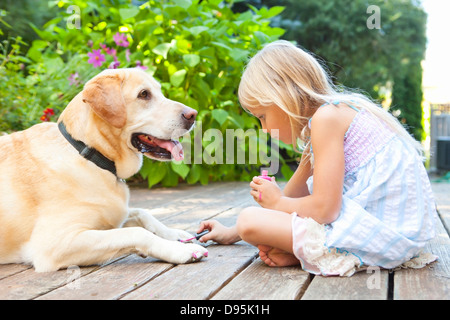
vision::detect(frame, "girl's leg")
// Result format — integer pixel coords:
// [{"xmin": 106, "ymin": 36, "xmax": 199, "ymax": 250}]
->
[{"xmin": 236, "ymin": 206, "xmax": 300, "ymax": 267}]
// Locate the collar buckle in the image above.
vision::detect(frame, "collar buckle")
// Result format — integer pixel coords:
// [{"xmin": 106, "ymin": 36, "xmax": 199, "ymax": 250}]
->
[{"xmin": 58, "ymin": 121, "xmax": 117, "ymax": 177}]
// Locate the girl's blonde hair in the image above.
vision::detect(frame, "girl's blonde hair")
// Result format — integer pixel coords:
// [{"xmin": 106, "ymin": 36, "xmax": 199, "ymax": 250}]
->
[{"xmin": 238, "ymin": 40, "xmax": 423, "ymax": 159}]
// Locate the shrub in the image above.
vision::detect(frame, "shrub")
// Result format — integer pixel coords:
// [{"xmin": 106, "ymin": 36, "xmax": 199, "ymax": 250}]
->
[{"xmin": 1, "ymin": 0, "xmax": 293, "ymax": 187}]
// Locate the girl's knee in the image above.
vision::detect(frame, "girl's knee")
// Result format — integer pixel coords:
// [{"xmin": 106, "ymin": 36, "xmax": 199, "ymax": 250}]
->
[{"xmin": 236, "ymin": 206, "xmax": 259, "ymax": 241}]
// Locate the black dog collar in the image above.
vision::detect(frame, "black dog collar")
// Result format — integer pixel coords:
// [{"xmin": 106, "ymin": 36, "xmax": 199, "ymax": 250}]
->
[{"xmin": 58, "ymin": 121, "xmax": 117, "ymax": 177}]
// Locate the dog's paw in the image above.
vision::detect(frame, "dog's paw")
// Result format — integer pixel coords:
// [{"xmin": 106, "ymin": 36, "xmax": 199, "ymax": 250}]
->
[
  {"xmin": 163, "ymin": 228, "xmax": 194, "ymax": 242},
  {"xmin": 168, "ymin": 242, "xmax": 209, "ymax": 264}
]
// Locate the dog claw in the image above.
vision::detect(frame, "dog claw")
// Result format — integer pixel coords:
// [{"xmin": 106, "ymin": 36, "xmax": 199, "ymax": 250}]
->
[{"xmin": 192, "ymin": 250, "xmax": 208, "ymax": 260}]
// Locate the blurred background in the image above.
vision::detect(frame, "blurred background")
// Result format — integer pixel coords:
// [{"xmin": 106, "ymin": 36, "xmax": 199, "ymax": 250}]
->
[{"xmin": 1, "ymin": 0, "xmax": 449, "ymax": 186}]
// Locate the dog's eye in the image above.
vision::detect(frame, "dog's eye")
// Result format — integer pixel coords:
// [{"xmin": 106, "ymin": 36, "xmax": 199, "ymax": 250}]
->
[{"xmin": 138, "ymin": 89, "xmax": 151, "ymax": 100}]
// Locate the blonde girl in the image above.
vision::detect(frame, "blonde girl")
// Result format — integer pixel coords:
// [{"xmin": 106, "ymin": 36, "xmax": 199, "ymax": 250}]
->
[{"xmin": 197, "ymin": 40, "xmax": 437, "ymax": 276}]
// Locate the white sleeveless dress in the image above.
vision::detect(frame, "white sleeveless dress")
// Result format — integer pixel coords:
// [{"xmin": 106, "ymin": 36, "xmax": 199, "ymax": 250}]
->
[{"xmin": 291, "ymin": 103, "xmax": 438, "ymax": 276}]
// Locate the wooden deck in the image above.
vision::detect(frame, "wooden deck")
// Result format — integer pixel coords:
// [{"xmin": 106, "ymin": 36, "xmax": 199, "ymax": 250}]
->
[{"xmin": 0, "ymin": 181, "xmax": 449, "ymax": 301}]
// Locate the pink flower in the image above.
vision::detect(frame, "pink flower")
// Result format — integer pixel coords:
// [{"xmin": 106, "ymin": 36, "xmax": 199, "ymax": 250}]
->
[
  {"xmin": 100, "ymin": 43, "xmax": 109, "ymax": 52},
  {"xmin": 125, "ymin": 49, "xmax": 131, "ymax": 62},
  {"xmin": 87, "ymin": 49, "xmax": 105, "ymax": 68},
  {"xmin": 135, "ymin": 60, "xmax": 148, "ymax": 70},
  {"xmin": 108, "ymin": 61, "xmax": 121, "ymax": 69},
  {"xmin": 100, "ymin": 44, "xmax": 118, "ymax": 62},
  {"xmin": 113, "ymin": 32, "xmax": 129, "ymax": 48},
  {"xmin": 100, "ymin": 44, "xmax": 116, "ymax": 56},
  {"xmin": 68, "ymin": 72, "xmax": 80, "ymax": 86}
]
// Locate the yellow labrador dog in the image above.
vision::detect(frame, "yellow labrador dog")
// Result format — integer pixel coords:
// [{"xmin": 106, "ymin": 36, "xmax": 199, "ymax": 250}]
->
[{"xmin": 0, "ymin": 68, "xmax": 208, "ymax": 272}]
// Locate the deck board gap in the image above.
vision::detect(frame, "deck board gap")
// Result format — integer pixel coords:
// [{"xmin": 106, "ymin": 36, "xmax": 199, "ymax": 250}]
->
[
  {"xmin": 294, "ymin": 273, "xmax": 314, "ymax": 300},
  {"xmin": 388, "ymin": 271, "xmax": 394, "ymax": 300}
]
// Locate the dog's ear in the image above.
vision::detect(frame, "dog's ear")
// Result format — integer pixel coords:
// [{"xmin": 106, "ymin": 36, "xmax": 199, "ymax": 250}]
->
[{"xmin": 82, "ymin": 73, "xmax": 127, "ymax": 128}]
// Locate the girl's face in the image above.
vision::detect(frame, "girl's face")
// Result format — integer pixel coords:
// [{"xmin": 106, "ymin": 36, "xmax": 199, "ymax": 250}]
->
[{"xmin": 251, "ymin": 105, "xmax": 293, "ymax": 144}]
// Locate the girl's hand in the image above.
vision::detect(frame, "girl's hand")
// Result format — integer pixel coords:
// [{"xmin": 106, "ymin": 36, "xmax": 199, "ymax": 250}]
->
[
  {"xmin": 250, "ymin": 176, "xmax": 283, "ymax": 209},
  {"xmin": 196, "ymin": 220, "xmax": 240, "ymax": 245}
]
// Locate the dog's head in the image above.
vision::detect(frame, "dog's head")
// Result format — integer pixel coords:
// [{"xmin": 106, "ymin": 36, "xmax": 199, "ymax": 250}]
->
[{"xmin": 81, "ymin": 68, "xmax": 196, "ymax": 162}]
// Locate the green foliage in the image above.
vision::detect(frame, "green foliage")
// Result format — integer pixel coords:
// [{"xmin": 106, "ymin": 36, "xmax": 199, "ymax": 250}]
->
[
  {"xmin": 391, "ymin": 63, "xmax": 425, "ymax": 141},
  {"xmin": 0, "ymin": 6, "xmax": 98, "ymax": 132},
  {"xmin": 0, "ymin": 0, "xmax": 58, "ymax": 44},
  {"xmin": 0, "ymin": 0, "xmax": 289, "ymax": 187},
  {"xmin": 0, "ymin": 36, "xmax": 35, "ymax": 132},
  {"xmin": 382, "ymin": 0, "xmax": 427, "ymax": 141}
]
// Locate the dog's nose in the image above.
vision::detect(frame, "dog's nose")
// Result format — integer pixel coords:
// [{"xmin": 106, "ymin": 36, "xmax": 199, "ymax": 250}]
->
[{"xmin": 181, "ymin": 108, "xmax": 197, "ymax": 127}]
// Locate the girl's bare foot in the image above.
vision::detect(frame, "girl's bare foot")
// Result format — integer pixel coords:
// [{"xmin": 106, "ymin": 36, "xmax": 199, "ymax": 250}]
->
[{"xmin": 258, "ymin": 245, "xmax": 300, "ymax": 267}]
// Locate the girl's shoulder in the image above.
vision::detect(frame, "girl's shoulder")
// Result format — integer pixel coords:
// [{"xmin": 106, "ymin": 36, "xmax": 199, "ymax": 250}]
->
[{"xmin": 309, "ymin": 102, "xmax": 358, "ymax": 139}]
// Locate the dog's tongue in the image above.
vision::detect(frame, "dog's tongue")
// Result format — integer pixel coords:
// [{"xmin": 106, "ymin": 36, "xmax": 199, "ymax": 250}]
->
[{"xmin": 153, "ymin": 137, "xmax": 184, "ymax": 161}]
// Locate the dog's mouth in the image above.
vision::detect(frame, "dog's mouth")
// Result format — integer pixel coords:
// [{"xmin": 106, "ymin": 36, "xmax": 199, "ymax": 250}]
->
[{"xmin": 131, "ymin": 133, "xmax": 183, "ymax": 161}]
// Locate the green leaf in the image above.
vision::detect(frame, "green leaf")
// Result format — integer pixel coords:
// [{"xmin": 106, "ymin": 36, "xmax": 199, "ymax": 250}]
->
[
  {"xmin": 265, "ymin": 6, "xmax": 285, "ymax": 18},
  {"xmin": 200, "ymin": 169, "xmax": 209, "ymax": 185},
  {"xmin": 140, "ymin": 161, "xmax": 168, "ymax": 188},
  {"xmin": 237, "ymin": 11, "xmax": 253, "ymax": 22},
  {"xmin": 162, "ymin": 164, "xmax": 179, "ymax": 187},
  {"xmin": 119, "ymin": 7, "xmax": 140, "ymax": 21},
  {"xmin": 229, "ymin": 48, "xmax": 249, "ymax": 62},
  {"xmin": 211, "ymin": 109, "xmax": 229, "ymax": 126},
  {"xmin": 213, "ymin": 77, "xmax": 227, "ymax": 91},
  {"xmin": 27, "ymin": 40, "xmax": 47, "ymax": 62},
  {"xmin": 44, "ymin": 56, "xmax": 65, "ymax": 74},
  {"xmin": 281, "ymin": 163, "xmax": 294, "ymax": 180},
  {"xmin": 152, "ymin": 43, "xmax": 172, "ymax": 59},
  {"xmin": 171, "ymin": 162, "xmax": 190, "ymax": 179},
  {"xmin": 189, "ymin": 26, "xmax": 209, "ymax": 37},
  {"xmin": 186, "ymin": 164, "xmax": 201, "ymax": 184},
  {"xmin": 208, "ymin": 0, "xmax": 222, "ymax": 5},
  {"xmin": 227, "ymin": 111, "xmax": 245, "ymax": 128},
  {"xmin": 173, "ymin": 0, "xmax": 192, "ymax": 10},
  {"xmin": 29, "ymin": 23, "xmax": 55, "ymax": 41},
  {"xmin": 211, "ymin": 41, "xmax": 232, "ymax": 51},
  {"xmin": 170, "ymin": 69, "xmax": 187, "ymax": 87},
  {"xmin": 183, "ymin": 54, "xmax": 200, "ymax": 67}
]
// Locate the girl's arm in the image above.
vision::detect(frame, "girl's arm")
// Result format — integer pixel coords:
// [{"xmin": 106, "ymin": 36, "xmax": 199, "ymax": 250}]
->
[
  {"xmin": 282, "ymin": 151, "xmax": 312, "ymax": 198},
  {"xmin": 252, "ymin": 107, "xmax": 347, "ymax": 225}
]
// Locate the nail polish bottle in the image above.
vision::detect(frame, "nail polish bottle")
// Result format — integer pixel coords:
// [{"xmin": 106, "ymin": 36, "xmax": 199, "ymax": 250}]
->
[{"xmin": 258, "ymin": 170, "xmax": 273, "ymax": 181}]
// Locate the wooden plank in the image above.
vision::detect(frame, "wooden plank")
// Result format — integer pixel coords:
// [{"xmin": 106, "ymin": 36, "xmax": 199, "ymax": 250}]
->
[
  {"xmin": 0, "ymin": 263, "xmax": 99, "ymax": 300},
  {"xmin": 36, "ymin": 255, "xmax": 172, "ymax": 300},
  {"xmin": 120, "ymin": 243, "xmax": 258, "ymax": 300},
  {"xmin": 393, "ymin": 216, "xmax": 450, "ymax": 300},
  {"xmin": 212, "ymin": 259, "xmax": 310, "ymax": 300},
  {"xmin": 301, "ymin": 269, "xmax": 389, "ymax": 300},
  {"xmin": 161, "ymin": 184, "xmax": 251, "ymax": 230},
  {"xmin": 129, "ymin": 181, "xmax": 237, "ymax": 210},
  {"xmin": 0, "ymin": 264, "xmax": 31, "ymax": 280},
  {"xmin": 129, "ymin": 182, "xmax": 249, "ymax": 222}
]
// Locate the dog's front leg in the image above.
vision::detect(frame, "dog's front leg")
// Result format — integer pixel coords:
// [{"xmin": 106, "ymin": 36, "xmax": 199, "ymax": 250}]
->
[
  {"xmin": 124, "ymin": 208, "xmax": 194, "ymax": 241},
  {"xmin": 32, "ymin": 227, "xmax": 207, "ymax": 272}
]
